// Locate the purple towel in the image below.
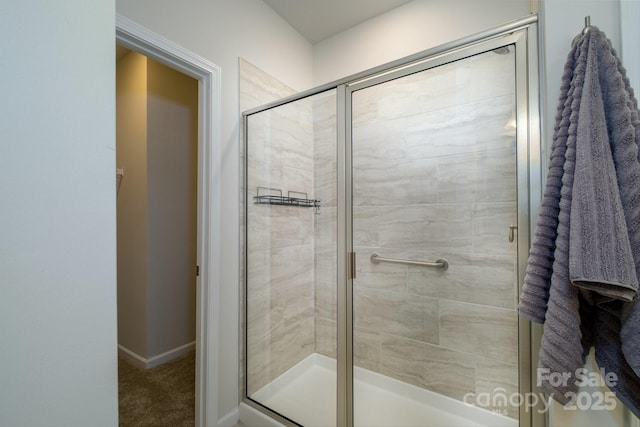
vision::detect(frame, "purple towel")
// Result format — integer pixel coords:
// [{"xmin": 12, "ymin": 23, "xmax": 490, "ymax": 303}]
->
[
  {"xmin": 570, "ymin": 32, "xmax": 638, "ymax": 301},
  {"xmin": 519, "ymin": 27, "xmax": 640, "ymax": 417}
]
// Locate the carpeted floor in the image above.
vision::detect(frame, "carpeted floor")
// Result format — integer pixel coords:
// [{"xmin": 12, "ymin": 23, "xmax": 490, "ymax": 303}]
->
[{"xmin": 118, "ymin": 351, "xmax": 195, "ymax": 427}]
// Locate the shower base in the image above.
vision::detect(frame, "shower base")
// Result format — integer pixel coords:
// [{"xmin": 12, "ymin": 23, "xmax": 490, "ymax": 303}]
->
[{"xmin": 250, "ymin": 353, "xmax": 517, "ymax": 427}]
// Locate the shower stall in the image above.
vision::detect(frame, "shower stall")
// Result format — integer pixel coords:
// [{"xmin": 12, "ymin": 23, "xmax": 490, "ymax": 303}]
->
[{"xmin": 242, "ymin": 17, "xmax": 540, "ymax": 427}]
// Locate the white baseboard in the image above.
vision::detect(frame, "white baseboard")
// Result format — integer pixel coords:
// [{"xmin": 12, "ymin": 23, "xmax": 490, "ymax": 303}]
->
[
  {"xmin": 217, "ymin": 406, "xmax": 239, "ymax": 427},
  {"xmin": 239, "ymin": 402, "xmax": 284, "ymax": 427},
  {"xmin": 146, "ymin": 341, "xmax": 196, "ymax": 368},
  {"xmin": 118, "ymin": 341, "xmax": 196, "ymax": 369},
  {"xmin": 117, "ymin": 345, "xmax": 147, "ymax": 369}
]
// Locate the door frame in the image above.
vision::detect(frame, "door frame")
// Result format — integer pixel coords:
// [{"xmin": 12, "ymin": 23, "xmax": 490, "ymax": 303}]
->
[
  {"xmin": 341, "ymin": 25, "xmax": 540, "ymax": 427},
  {"xmin": 116, "ymin": 14, "xmax": 222, "ymax": 427}
]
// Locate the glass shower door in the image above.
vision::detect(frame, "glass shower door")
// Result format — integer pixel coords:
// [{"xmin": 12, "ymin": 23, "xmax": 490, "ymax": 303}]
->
[
  {"xmin": 245, "ymin": 89, "xmax": 338, "ymax": 427},
  {"xmin": 350, "ymin": 47, "xmax": 520, "ymax": 427}
]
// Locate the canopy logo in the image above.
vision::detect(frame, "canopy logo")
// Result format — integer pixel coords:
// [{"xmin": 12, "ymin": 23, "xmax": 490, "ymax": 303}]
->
[{"xmin": 463, "ymin": 368, "xmax": 619, "ymax": 414}]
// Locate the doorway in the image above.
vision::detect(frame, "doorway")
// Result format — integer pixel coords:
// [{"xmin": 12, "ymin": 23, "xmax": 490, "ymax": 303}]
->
[
  {"xmin": 116, "ymin": 14, "xmax": 223, "ymax": 427},
  {"xmin": 116, "ymin": 43, "xmax": 198, "ymax": 425}
]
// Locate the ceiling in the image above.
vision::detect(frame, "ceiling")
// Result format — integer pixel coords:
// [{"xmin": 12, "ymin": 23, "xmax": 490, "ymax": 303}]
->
[
  {"xmin": 115, "ymin": 1, "xmax": 412, "ymax": 56},
  {"xmin": 262, "ymin": 0, "xmax": 413, "ymax": 44}
]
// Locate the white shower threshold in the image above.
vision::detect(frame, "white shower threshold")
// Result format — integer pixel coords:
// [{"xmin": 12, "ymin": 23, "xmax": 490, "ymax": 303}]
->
[{"xmin": 247, "ymin": 353, "xmax": 518, "ymax": 427}]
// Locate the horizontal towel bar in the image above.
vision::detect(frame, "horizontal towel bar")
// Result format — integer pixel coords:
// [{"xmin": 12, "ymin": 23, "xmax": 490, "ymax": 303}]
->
[{"xmin": 370, "ymin": 253, "xmax": 448, "ymax": 270}]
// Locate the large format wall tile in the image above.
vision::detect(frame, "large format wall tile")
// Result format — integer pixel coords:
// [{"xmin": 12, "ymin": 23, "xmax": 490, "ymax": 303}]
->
[
  {"xmin": 380, "ymin": 334, "xmax": 428, "ymax": 388},
  {"xmin": 439, "ymin": 300, "xmax": 518, "ymax": 364},
  {"xmin": 376, "ymin": 60, "xmax": 472, "ymax": 120},
  {"xmin": 377, "ymin": 206, "xmax": 427, "ymax": 249},
  {"xmin": 407, "ymin": 251, "xmax": 516, "ymax": 309},
  {"xmin": 473, "ymin": 94, "xmax": 517, "ymax": 150},
  {"xmin": 475, "ymin": 148, "xmax": 517, "ymax": 202},
  {"xmin": 353, "ymin": 120, "xmax": 406, "ymax": 161},
  {"xmin": 354, "ymin": 327, "xmax": 381, "ymax": 372},
  {"xmin": 353, "ymin": 157, "xmax": 438, "ymax": 206},
  {"xmin": 346, "ymin": 48, "xmax": 519, "ymax": 413},
  {"xmin": 352, "ymin": 85, "xmax": 379, "ymax": 126},
  {"xmin": 312, "ymin": 91, "xmax": 338, "ymax": 357},
  {"xmin": 404, "ymin": 94, "xmax": 516, "ymax": 160},
  {"xmin": 421, "ymin": 205, "xmax": 473, "ymax": 252},
  {"xmin": 353, "ymin": 207, "xmax": 380, "ymax": 248},
  {"xmin": 355, "ymin": 246, "xmax": 408, "ymax": 293},
  {"xmin": 379, "ymin": 334, "xmax": 477, "ymax": 401},
  {"xmin": 472, "ymin": 202, "xmax": 517, "ymax": 255},
  {"xmin": 315, "ymin": 317, "xmax": 337, "ymax": 358},
  {"xmin": 245, "ymin": 51, "xmax": 521, "ymax": 415},
  {"xmin": 269, "ymin": 317, "xmax": 314, "ymax": 380},
  {"xmin": 355, "ymin": 288, "xmax": 439, "ymax": 344},
  {"xmin": 246, "ymin": 331, "xmax": 270, "ymax": 395},
  {"xmin": 240, "ymin": 59, "xmax": 296, "ymax": 112},
  {"xmin": 243, "ymin": 59, "xmax": 316, "ymax": 395},
  {"xmin": 476, "ymin": 357, "xmax": 519, "ymax": 419},
  {"xmin": 421, "ymin": 341, "xmax": 476, "ymax": 401},
  {"xmin": 436, "ymin": 153, "xmax": 477, "ymax": 203},
  {"xmin": 469, "ymin": 50, "xmax": 516, "ymax": 102},
  {"xmin": 404, "ymin": 102, "xmax": 480, "ymax": 159}
]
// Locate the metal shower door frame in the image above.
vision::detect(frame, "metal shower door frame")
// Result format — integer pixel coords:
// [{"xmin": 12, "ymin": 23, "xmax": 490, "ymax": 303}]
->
[
  {"xmin": 241, "ymin": 15, "xmax": 542, "ymax": 427},
  {"xmin": 338, "ymin": 20, "xmax": 541, "ymax": 427}
]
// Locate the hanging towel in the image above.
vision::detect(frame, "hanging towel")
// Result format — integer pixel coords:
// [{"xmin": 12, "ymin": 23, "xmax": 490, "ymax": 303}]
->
[
  {"xmin": 518, "ymin": 40, "xmax": 580, "ymax": 324},
  {"xmin": 569, "ymin": 26, "xmax": 639, "ymax": 301},
  {"xmin": 591, "ymin": 27, "xmax": 640, "ymax": 379},
  {"xmin": 519, "ymin": 26, "xmax": 640, "ymax": 417}
]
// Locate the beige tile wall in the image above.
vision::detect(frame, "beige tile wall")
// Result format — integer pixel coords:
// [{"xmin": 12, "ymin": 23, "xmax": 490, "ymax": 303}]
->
[
  {"xmin": 312, "ymin": 91, "xmax": 338, "ymax": 361},
  {"xmin": 242, "ymin": 60, "xmax": 316, "ymax": 396},
  {"xmin": 244, "ymin": 49, "xmax": 521, "ymax": 419},
  {"xmin": 346, "ymin": 50, "xmax": 520, "ymax": 419}
]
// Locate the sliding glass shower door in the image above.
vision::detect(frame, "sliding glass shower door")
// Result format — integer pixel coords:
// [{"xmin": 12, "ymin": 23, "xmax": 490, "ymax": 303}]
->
[
  {"xmin": 243, "ymin": 20, "xmax": 539, "ymax": 427},
  {"xmin": 244, "ymin": 89, "xmax": 339, "ymax": 427},
  {"xmin": 349, "ymin": 47, "xmax": 521, "ymax": 427}
]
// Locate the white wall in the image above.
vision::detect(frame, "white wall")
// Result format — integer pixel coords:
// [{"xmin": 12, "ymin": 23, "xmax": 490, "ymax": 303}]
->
[
  {"xmin": 620, "ymin": 0, "xmax": 640, "ymax": 93},
  {"xmin": 539, "ymin": 0, "xmax": 622, "ymax": 160},
  {"xmin": 117, "ymin": 50, "xmax": 149, "ymax": 358},
  {"xmin": 146, "ymin": 58, "xmax": 198, "ymax": 358},
  {"xmin": 0, "ymin": 1, "xmax": 118, "ymax": 426},
  {"xmin": 116, "ymin": 0, "xmax": 315, "ymax": 421},
  {"xmin": 313, "ymin": 0, "xmax": 531, "ymax": 85}
]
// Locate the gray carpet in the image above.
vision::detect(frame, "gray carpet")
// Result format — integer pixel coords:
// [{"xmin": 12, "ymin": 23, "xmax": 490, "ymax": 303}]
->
[{"xmin": 118, "ymin": 352, "xmax": 195, "ymax": 427}]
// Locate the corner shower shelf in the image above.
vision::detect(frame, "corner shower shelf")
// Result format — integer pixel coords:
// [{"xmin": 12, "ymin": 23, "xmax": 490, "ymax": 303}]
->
[{"xmin": 253, "ymin": 187, "xmax": 321, "ymax": 212}]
